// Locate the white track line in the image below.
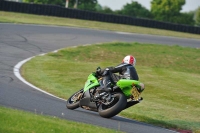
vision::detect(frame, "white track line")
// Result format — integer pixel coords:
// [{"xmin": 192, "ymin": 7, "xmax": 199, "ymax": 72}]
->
[
  {"xmin": 13, "ymin": 55, "xmax": 67, "ymax": 102},
  {"xmin": 116, "ymin": 32, "xmax": 133, "ymax": 35},
  {"xmin": 13, "ymin": 46, "xmax": 86, "ymax": 102}
]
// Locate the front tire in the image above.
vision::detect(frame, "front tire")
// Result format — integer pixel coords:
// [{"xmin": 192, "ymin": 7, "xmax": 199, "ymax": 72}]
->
[
  {"xmin": 66, "ymin": 89, "xmax": 83, "ymax": 110},
  {"xmin": 98, "ymin": 93, "xmax": 127, "ymax": 118}
]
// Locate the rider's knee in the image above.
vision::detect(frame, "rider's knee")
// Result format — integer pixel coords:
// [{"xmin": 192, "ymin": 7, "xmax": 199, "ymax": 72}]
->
[{"xmin": 139, "ymin": 83, "xmax": 145, "ymax": 92}]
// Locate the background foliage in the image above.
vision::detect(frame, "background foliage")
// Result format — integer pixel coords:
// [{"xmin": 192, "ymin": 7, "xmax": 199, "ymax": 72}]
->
[
  {"xmin": 195, "ymin": 7, "xmax": 200, "ymax": 26},
  {"xmin": 116, "ymin": 1, "xmax": 152, "ymax": 18},
  {"xmin": 68, "ymin": 0, "xmax": 97, "ymax": 11}
]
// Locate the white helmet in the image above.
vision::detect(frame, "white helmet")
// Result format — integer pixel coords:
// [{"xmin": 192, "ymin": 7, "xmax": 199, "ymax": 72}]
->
[{"xmin": 122, "ymin": 55, "xmax": 136, "ymax": 66}]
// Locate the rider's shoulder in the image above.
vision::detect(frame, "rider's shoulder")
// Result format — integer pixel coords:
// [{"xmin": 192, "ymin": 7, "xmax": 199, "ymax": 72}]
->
[{"xmin": 115, "ymin": 63, "xmax": 132, "ymax": 68}]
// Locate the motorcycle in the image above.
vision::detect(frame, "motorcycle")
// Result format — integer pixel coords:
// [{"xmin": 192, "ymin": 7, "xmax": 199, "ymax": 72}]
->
[{"xmin": 66, "ymin": 72, "xmax": 144, "ymax": 118}]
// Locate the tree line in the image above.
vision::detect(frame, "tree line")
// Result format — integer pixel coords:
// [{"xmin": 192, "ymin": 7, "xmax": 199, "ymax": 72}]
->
[{"xmin": 23, "ymin": 0, "xmax": 200, "ymax": 26}]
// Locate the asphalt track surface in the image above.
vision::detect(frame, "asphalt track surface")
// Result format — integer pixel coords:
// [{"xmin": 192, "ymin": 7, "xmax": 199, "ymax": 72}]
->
[{"xmin": 0, "ymin": 23, "xmax": 200, "ymax": 133}]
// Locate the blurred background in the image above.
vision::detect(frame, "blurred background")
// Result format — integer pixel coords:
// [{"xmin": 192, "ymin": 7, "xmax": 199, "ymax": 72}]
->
[{"xmin": 5, "ymin": 0, "xmax": 200, "ymax": 27}]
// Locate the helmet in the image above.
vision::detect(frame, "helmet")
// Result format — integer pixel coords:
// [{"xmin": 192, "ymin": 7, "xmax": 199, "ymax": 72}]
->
[{"xmin": 122, "ymin": 55, "xmax": 136, "ymax": 66}]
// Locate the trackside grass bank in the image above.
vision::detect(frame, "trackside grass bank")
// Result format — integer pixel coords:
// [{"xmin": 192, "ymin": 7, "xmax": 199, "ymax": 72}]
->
[
  {"xmin": 0, "ymin": 106, "xmax": 122, "ymax": 133},
  {"xmin": 0, "ymin": 11, "xmax": 200, "ymax": 39},
  {"xmin": 21, "ymin": 42, "xmax": 200, "ymax": 132}
]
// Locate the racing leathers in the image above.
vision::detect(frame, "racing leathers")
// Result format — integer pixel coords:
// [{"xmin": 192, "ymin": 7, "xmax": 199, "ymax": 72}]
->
[{"xmin": 96, "ymin": 63, "xmax": 141, "ymax": 92}]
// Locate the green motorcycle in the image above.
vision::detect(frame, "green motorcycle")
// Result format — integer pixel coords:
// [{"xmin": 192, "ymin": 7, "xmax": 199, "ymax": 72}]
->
[{"xmin": 66, "ymin": 72, "xmax": 144, "ymax": 118}]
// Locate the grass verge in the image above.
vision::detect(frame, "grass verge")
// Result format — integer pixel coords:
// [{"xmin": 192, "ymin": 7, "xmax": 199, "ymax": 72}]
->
[
  {"xmin": 0, "ymin": 106, "xmax": 121, "ymax": 133},
  {"xmin": 21, "ymin": 42, "xmax": 200, "ymax": 132},
  {"xmin": 0, "ymin": 11, "xmax": 200, "ymax": 39}
]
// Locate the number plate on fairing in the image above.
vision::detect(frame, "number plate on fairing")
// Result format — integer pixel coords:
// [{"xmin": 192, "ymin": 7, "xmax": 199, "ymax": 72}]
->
[{"xmin": 131, "ymin": 86, "xmax": 140, "ymax": 100}]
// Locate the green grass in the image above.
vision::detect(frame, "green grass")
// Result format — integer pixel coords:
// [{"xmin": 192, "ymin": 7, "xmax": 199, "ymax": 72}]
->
[
  {"xmin": 21, "ymin": 42, "xmax": 200, "ymax": 132},
  {"xmin": 0, "ymin": 106, "xmax": 122, "ymax": 133},
  {"xmin": 0, "ymin": 11, "xmax": 200, "ymax": 39}
]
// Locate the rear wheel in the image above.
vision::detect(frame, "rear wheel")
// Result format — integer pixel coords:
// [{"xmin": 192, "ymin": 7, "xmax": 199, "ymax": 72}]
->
[
  {"xmin": 98, "ymin": 93, "xmax": 127, "ymax": 118},
  {"xmin": 66, "ymin": 89, "xmax": 83, "ymax": 110}
]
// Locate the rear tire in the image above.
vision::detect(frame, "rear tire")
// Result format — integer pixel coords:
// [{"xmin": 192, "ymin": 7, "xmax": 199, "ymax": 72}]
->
[
  {"xmin": 66, "ymin": 89, "xmax": 83, "ymax": 110},
  {"xmin": 98, "ymin": 93, "xmax": 127, "ymax": 118}
]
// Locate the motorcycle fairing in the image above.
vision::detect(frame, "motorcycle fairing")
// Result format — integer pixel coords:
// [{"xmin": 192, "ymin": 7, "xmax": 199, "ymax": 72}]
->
[
  {"xmin": 79, "ymin": 90, "xmax": 97, "ymax": 110},
  {"xmin": 116, "ymin": 79, "xmax": 140, "ymax": 97},
  {"xmin": 84, "ymin": 73, "xmax": 100, "ymax": 92}
]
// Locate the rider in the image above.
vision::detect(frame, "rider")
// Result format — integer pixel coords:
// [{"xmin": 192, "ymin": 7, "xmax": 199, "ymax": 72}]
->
[{"xmin": 95, "ymin": 55, "xmax": 145, "ymax": 93}]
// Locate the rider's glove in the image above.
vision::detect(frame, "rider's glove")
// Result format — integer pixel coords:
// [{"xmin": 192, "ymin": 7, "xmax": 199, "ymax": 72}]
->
[
  {"xmin": 96, "ymin": 66, "xmax": 101, "ymax": 76},
  {"xmin": 96, "ymin": 66, "xmax": 101, "ymax": 72}
]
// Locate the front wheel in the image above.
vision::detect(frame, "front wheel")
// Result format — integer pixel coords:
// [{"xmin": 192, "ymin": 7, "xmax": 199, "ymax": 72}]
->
[
  {"xmin": 66, "ymin": 89, "xmax": 83, "ymax": 110},
  {"xmin": 98, "ymin": 93, "xmax": 127, "ymax": 118}
]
